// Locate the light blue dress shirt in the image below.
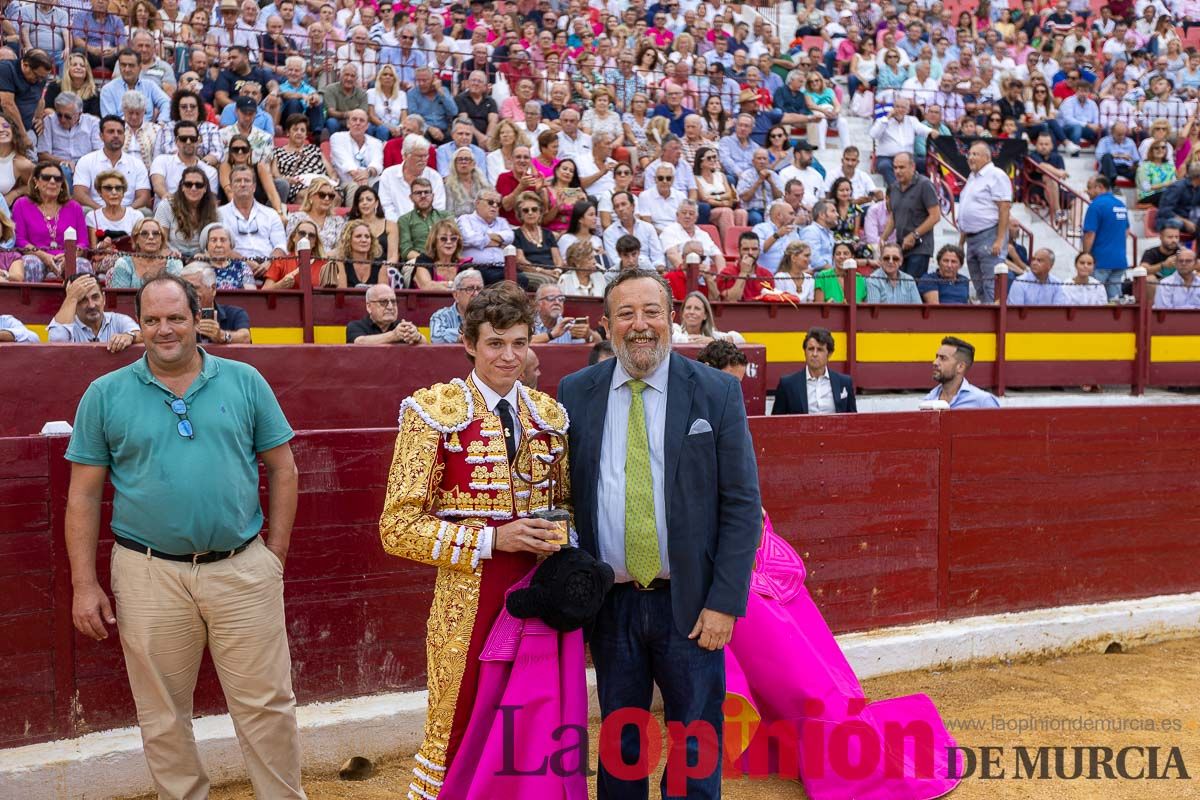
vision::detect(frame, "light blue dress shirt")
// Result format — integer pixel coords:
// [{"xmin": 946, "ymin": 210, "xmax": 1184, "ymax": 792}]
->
[
  {"xmin": 597, "ymin": 356, "xmax": 670, "ymax": 584},
  {"xmin": 1008, "ymin": 271, "xmax": 1067, "ymax": 305},
  {"xmin": 99, "ymin": 77, "xmax": 172, "ymax": 121},
  {"xmin": 923, "ymin": 378, "xmax": 1000, "ymax": 409}
]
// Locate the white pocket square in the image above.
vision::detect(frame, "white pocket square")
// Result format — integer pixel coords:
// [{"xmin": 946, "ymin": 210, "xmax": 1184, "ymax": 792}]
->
[
  {"xmin": 688, "ymin": 419, "xmax": 713, "ymax": 435},
  {"xmin": 840, "ymin": 388, "xmax": 848, "ymax": 399}
]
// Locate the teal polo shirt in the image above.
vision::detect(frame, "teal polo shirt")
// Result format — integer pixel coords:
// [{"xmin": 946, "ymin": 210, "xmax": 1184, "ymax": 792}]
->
[{"xmin": 65, "ymin": 350, "xmax": 294, "ymax": 555}]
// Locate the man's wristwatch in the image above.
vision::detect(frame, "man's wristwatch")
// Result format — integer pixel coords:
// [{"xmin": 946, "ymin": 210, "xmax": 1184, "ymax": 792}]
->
[{"xmin": 222, "ymin": 331, "xmax": 232, "ymax": 344}]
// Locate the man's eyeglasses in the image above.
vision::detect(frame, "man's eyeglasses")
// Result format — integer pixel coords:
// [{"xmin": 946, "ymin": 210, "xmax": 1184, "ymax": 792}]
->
[
  {"xmin": 181, "ymin": 180, "xmax": 206, "ymax": 189},
  {"xmin": 656, "ymin": 175, "xmax": 673, "ymax": 182},
  {"xmin": 177, "ymin": 134, "xmax": 198, "ymax": 143},
  {"xmin": 881, "ymin": 255, "xmax": 902, "ymax": 262},
  {"xmin": 368, "ymin": 298, "xmax": 398, "ymax": 306},
  {"xmin": 166, "ymin": 398, "xmax": 195, "ymax": 439},
  {"xmin": 456, "ymin": 285, "xmax": 482, "ymax": 294},
  {"xmin": 481, "ymin": 198, "xmax": 500, "ymax": 206},
  {"xmin": 541, "ymin": 295, "xmax": 566, "ymax": 303}
]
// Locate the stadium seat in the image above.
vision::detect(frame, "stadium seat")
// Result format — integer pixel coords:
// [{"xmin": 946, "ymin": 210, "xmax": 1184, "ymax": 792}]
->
[
  {"xmin": 698, "ymin": 224, "xmax": 721, "ymax": 248},
  {"xmin": 1145, "ymin": 206, "xmax": 1157, "ymax": 237},
  {"xmin": 722, "ymin": 225, "xmax": 752, "ymax": 260}
]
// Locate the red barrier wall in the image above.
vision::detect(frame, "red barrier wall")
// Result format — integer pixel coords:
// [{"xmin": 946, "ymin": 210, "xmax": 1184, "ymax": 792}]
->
[
  {"xmin": 0, "ymin": 344, "xmax": 767, "ymax": 437},
  {"xmin": 3, "ymin": 406, "xmax": 1199, "ymax": 749}
]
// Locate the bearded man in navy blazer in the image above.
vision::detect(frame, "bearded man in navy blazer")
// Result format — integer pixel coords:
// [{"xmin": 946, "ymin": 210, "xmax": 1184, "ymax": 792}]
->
[
  {"xmin": 771, "ymin": 326, "xmax": 857, "ymax": 415},
  {"xmin": 559, "ymin": 270, "xmax": 762, "ymax": 799}
]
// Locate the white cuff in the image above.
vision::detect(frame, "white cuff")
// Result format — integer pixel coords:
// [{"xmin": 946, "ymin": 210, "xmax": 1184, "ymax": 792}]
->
[{"xmin": 478, "ymin": 526, "xmax": 494, "ymax": 559}]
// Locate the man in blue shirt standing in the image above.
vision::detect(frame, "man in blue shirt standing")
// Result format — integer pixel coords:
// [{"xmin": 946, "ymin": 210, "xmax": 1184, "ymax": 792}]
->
[
  {"xmin": 924, "ymin": 336, "xmax": 1000, "ymax": 409},
  {"xmin": 1082, "ymin": 176, "xmax": 1130, "ymax": 300}
]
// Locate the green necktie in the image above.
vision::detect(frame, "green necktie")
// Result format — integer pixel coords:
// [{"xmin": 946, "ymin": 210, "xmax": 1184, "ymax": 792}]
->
[{"xmin": 624, "ymin": 379, "xmax": 661, "ymax": 586}]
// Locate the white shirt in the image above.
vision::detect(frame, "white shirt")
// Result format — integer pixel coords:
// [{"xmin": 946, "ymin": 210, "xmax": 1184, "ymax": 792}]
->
[
  {"xmin": 558, "ymin": 269, "xmax": 607, "ymax": 297},
  {"xmin": 378, "ymin": 165, "xmax": 446, "ymax": 218},
  {"xmin": 556, "ymin": 130, "xmax": 593, "ymax": 161},
  {"xmin": 0, "ymin": 314, "xmax": 39, "ymax": 342},
  {"xmin": 1062, "ymin": 277, "xmax": 1109, "ymax": 306},
  {"xmin": 659, "ymin": 222, "xmax": 721, "ymax": 263},
  {"xmin": 336, "ymin": 43, "xmax": 379, "ymax": 86},
  {"xmin": 74, "ymin": 149, "xmax": 151, "ymax": 207},
  {"xmin": 149, "ymin": 155, "xmax": 219, "ymax": 195},
  {"xmin": 806, "ymin": 368, "xmax": 835, "ymax": 415},
  {"xmin": 574, "ymin": 149, "xmax": 615, "ymax": 196},
  {"xmin": 958, "ymin": 162, "xmax": 1013, "ymax": 235},
  {"xmin": 471, "ymin": 369, "xmax": 523, "ymax": 561},
  {"xmin": 329, "ymin": 131, "xmax": 384, "ymax": 185},
  {"xmin": 597, "ymin": 355, "xmax": 670, "ymax": 583},
  {"xmin": 642, "ymin": 158, "xmax": 696, "ymax": 194},
  {"xmin": 778, "ymin": 163, "xmax": 825, "ymax": 202},
  {"xmin": 823, "ymin": 167, "xmax": 878, "ymax": 200},
  {"xmin": 636, "ymin": 188, "xmax": 686, "ymax": 232},
  {"xmin": 870, "ymin": 114, "xmax": 934, "ymax": 158},
  {"xmin": 217, "ymin": 201, "xmax": 286, "ymax": 259},
  {"xmin": 47, "ymin": 311, "xmax": 139, "ymax": 342}
]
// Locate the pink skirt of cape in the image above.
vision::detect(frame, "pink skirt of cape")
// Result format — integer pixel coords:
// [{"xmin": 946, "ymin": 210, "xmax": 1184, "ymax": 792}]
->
[
  {"xmin": 724, "ymin": 514, "xmax": 961, "ymax": 800},
  {"xmin": 439, "ymin": 570, "xmax": 589, "ymax": 800}
]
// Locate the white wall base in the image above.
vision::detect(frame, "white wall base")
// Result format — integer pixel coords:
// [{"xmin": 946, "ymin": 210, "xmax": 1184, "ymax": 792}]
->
[{"xmin": 2, "ymin": 592, "xmax": 1197, "ymax": 800}]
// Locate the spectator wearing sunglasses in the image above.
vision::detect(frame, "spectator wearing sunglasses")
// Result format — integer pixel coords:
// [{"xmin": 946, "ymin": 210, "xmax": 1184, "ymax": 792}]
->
[
  {"xmin": 35, "ymin": 92, "xmax": 100, "ymax": 191},
  {"xmin": 150, "ymin": 121, "xmax": 219, "ymax": 200},
  {"xmin": 86, "ymin": 170, "xmax": 143, "ymax": 269},
  {"xmin": 107, "ymin": 217, "xmax": 185, "ymax": 289},
  {"xmin": 284, "ymin": 176, "xmax": 345, "ymax": 253},
  {"xmin": 46, "ymin": 273, "xmax": 140, "ymax": 349},
  {"xmin": 73, "ymin": 115, "xmax": 153, "ymax": 213},
  {"xmin": 64, "ymin": 273, "xmax": 304, "ymax": 799},
  {"xmin": 13, "ymin": 162, "xmax": 90, "ymax": 282}
]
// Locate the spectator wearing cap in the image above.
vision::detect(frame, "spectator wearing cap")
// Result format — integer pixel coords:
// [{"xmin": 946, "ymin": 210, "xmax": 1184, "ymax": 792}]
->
[
  {"xmin": 733, "ymin": 89, "xmax": 810, "ymax": 147},
  {"xmin": 777, "ymin": 141, "xmax": 825, "ymax": 204},
  {"xmin": 217, "ymin": 84, "xmax": 276, "ymax": 135},
  {"xmin": 0, "ymin": 49, "xmax": 54, "ymax": 141}
]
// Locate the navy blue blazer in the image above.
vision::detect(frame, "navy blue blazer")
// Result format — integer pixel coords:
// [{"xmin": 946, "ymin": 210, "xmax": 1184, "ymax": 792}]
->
[
  {"xmin": 771, "ymin": 369, "xmax": 857, "ymax": 415},
  {"xmin": 559, "ymin": 352, "xmax": 763, "ymax": 638}
]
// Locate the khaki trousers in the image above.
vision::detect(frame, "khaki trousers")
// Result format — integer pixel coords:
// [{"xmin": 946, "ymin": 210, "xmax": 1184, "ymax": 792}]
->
[{"xmin": 110, "ymin": 537, "xmax": 306, "ymax": 800}]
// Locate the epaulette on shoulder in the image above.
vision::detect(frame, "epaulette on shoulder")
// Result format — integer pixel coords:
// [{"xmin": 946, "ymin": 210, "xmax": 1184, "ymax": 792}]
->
[
  {"xmin": 399, "ymin": 378, "xmax": 475, "ymax": 434},
  {"xmin": 518, "ymin": 384, "xmax": 569, "ymax": 433}
]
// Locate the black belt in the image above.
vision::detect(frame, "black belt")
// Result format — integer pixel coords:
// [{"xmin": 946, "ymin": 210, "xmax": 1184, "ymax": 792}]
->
[
  {"xmin": 113, "ymin": 534, "xmax": 255, "ymax": 564},
  {"xmin": 628, "ymin": 578, "xmax": 670, "ymax": 592}
]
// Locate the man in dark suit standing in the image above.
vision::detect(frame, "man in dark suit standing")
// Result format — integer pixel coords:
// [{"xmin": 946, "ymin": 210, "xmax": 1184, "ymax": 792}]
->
[
  {"xmin": 771, "ymin": 326, "xmax": 857, "ymax": 415},
  {"xmin": 559, "ymin": 270, "xmax": 762, "ymax": 800}
]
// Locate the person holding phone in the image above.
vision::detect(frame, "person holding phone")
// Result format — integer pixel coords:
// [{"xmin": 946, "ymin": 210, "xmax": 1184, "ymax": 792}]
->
[
  {"xmin": 529, "ymin": 284, "xmax": 600, "ymax": 344},
  {"xmin": 180, "ymin": 261, "xmax": 252, "ymax": 344}
]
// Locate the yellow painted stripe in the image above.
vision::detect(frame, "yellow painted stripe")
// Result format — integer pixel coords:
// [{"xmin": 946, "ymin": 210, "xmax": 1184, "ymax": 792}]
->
[
  {"xmin": 1006, "ymin": 332, "xmax": 1136, "ymax": 361},
  {"xmin": 251, "ymin": 327, "xmax": 306, "ymax": 344},
  {"xmin": 856, "ymin": 332, "xmax": 997, "ymax": 363},
  {"xmin": 26, "ymin": 324, "xmax": 49, "ymax": 340},
  {"xmin": 1150, "ymin": 335, "xmax": 1200, "ymax": 363},
  {"xmin": 740, "ymin": 331, "xmax": 847, "ymax": 362}
]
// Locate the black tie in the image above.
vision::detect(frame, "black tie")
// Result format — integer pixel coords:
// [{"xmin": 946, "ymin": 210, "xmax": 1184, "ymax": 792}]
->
[{"xmin": 496, "ymin": 399, "xmax": 517, "ymax": 464}]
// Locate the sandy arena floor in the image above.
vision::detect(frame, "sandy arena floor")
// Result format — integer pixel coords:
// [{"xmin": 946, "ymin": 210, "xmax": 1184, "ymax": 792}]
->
[{"xmin": 127, "ymin": 637, "xmax": 1199, "ymax": 800}]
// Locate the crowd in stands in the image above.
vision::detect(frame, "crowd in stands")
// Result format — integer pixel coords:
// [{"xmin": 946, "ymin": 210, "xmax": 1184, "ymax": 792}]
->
[{"xmin": 2, "ymin": 0, "xmax": 1200, "ymax": 346}]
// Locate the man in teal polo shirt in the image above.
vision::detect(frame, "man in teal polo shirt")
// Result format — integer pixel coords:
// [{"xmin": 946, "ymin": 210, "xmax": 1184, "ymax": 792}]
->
[{"xmin": 64, "ymin": 274, "xmax": 305, "ymax": 799}]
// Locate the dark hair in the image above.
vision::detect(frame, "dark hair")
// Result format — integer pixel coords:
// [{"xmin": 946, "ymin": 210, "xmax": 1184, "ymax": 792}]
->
[
  {"xmin": 738, "ymin": 230, "xmax": 759, "ymax": 249},
  {"xmin": 348, "ymin": 185, "xmax": 384, "ymax": 220},
  {"xmin": 462, "ymin": 280, "xmax": 534, "ymax": 344},
  {"xmin": 171, "ymin": 165, "xmax": 219, "ymax": 239},
  {"xmin": 564, "ymin": 199, "xmax": 597, "ymax": 237},
  {"xmin": 116, "ymin": 47, "xmax": 138, "ymax": 63},
  {"xmin": 1091, "ymin": 175, "xmax": 1111, "ymax": 191},
  {"xmin": 803, "ymin": 326, "xmax": 835, "ymax": 355},
  {"xmin": 134, "ymin": 273, "xmax": 201, "ymax": 320},
  {"xmin": 553, "ymin": 158, "xmax": 582, "ymax": 189},
  {"xmin": 170, "ymin": 89, "xmax": 206, "ymax": 122},
  {"xmin": 696, "ymin": 340, "xmax": 747, "ymax": 371},
  {"xmin": 693, "ymin": 144, "xmax": 717, "ymax": 175},
  {"xmin": 941, "ymin": 335, "xmax": 976, "ymax": 367},
  {"xmin": 100, "ymin": 114, "xmax": 126, "ymax": 130},
  {"xmin": 829, "ymin": 176, "xmax": 853, "ymax": 205},
  {"xmin": 174, "ymin": 120, "xmax": 199, "ymax": 138},
  {"xmin": 587, "ymin": 339, "xmax": 614, "ymax": 365},
  {"xmin": 30, "ymin": 162, "xmax": 70, "ymax": 204},
  {"xmin": 65, "ymin": 272, "xmax": 96, "ymax": 289},
  {"xmin": 611, "ymin": 190, "xmax": 635, "ymax": 210},
  {"xmin": 937, "ymin": 243, "xmax": 965, "ymax": 265},
  {"xmin": 615, "ymin": 234, "xmax": 641, "ymax": 255},
  {"xmin": 23, "ymin": 48, "xmax": 54, "ymax": 71},
  {"xmin": 602, "ymin": 268, "xmax": 672, "ymax": 317},
  {"xmin": 284, "ymin": 113, "xmax": 310, "ymax": 132}
]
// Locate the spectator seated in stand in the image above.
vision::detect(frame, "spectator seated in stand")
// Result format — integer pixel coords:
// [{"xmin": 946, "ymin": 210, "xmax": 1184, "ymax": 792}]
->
[
  {"xmin": 47, "ymin": 273, "xmax": 141, "ymax": 351},
  {"xmin": 0, "ymin": 313, "xmax": 39, "ymax": 342},
  {"xmin": 428, "ymin": 269, "xmax": 485, "ymax": 344},
  {"xmin": 179, "ymin": 262, "xmax": 253, "ymax": 344},
  {"xmin": 695, "ymin": 339, "xmax": 749, "ymax": 381},
  {"xmin": 866, "ymin": 243, "xmax": 923, "ymax": 304},
  {"xmin": 1009, "ymin": 249, "xmax": 1068, "ymax": 306},
  {"xmin": 919, "ymin": 245, "xmax": 972, "ymax": 305},
  {"xmin": 346, "ymin": 284, "xmax": 426, "ymax": 344}
]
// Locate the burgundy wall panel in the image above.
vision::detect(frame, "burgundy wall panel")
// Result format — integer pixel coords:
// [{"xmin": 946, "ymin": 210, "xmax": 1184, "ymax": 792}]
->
[{"xmin": 4, "ymin": 405, "xmax": 1200, "ymax": 749}]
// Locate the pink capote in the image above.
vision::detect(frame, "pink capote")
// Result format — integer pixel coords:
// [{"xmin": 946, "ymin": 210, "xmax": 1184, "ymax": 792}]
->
[
  {"xmin": 439, "ymin": 570, "xmax": 589, "ymax": 800},
  {"xmin": 724, "ymin": 514, "xmax": 961, "ymax": 800}
]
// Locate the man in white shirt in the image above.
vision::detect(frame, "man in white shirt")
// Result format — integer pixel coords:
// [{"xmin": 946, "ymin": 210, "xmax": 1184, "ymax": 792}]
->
[
  {"xmin": 660, "ymin": 200, "xmax": 725, "ymax": 270},
  {"xmin": 217, "ymin": 164, "xmax": 287, "ymax": 271},
  {"xmin": 36, "ymin": 93, "xmax": 100, "ymax": 187},
  {"xmin": 336, "ymin": 26, "xmax": 379, "ymax": 88},
  {"xmin": 456, "ymin": 190, "xmax": 516, "ymax": 286},
  {"xmin": 901, "ymin": 62, "xmax": 939, "ymax": 109},
  {"xmin": 603, "ymin": 191, "xmax": 665, "ymax": 271},
  {"xmin": 822, "ymin": 146, "xmax": 882, "ymax": 205},
  {"xmin": 575, "ymin": 132, "xmax": 619, "ymax": 195},
  {"xmin": 329, "ymin": 109, "xmax": 384, "ymax": 196},
  {"xmin": 956, "ymin": 141, "xmax": 1012, "ymax": 304},
  {"xmin": 636, "ymin": 163, "xmax": 687, "ymax": 233},
  {"xmin": 640, "ymin": 135, "xmax": 697, "ymax": 198},
  {"xmin": 72, "ymin": 115, "xmax": 153, "ymax": 211},
  {"xmin": 555, "ymin": 108, "xmax": 593, "ymax": 161},
  {"xmin": 379, "ymin": 133, "xmax": 446, "ymax": 218},
  {"xmin": 150, "ymin": 121, "xmax": 219, "ymax": 198},
  {"xmin": 777, "ymin": 141, "xmax": 825, "ymax": 203},
  {"xmin": 870, "ymin": 97, "xmax": 937, "ymax": 186}
]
